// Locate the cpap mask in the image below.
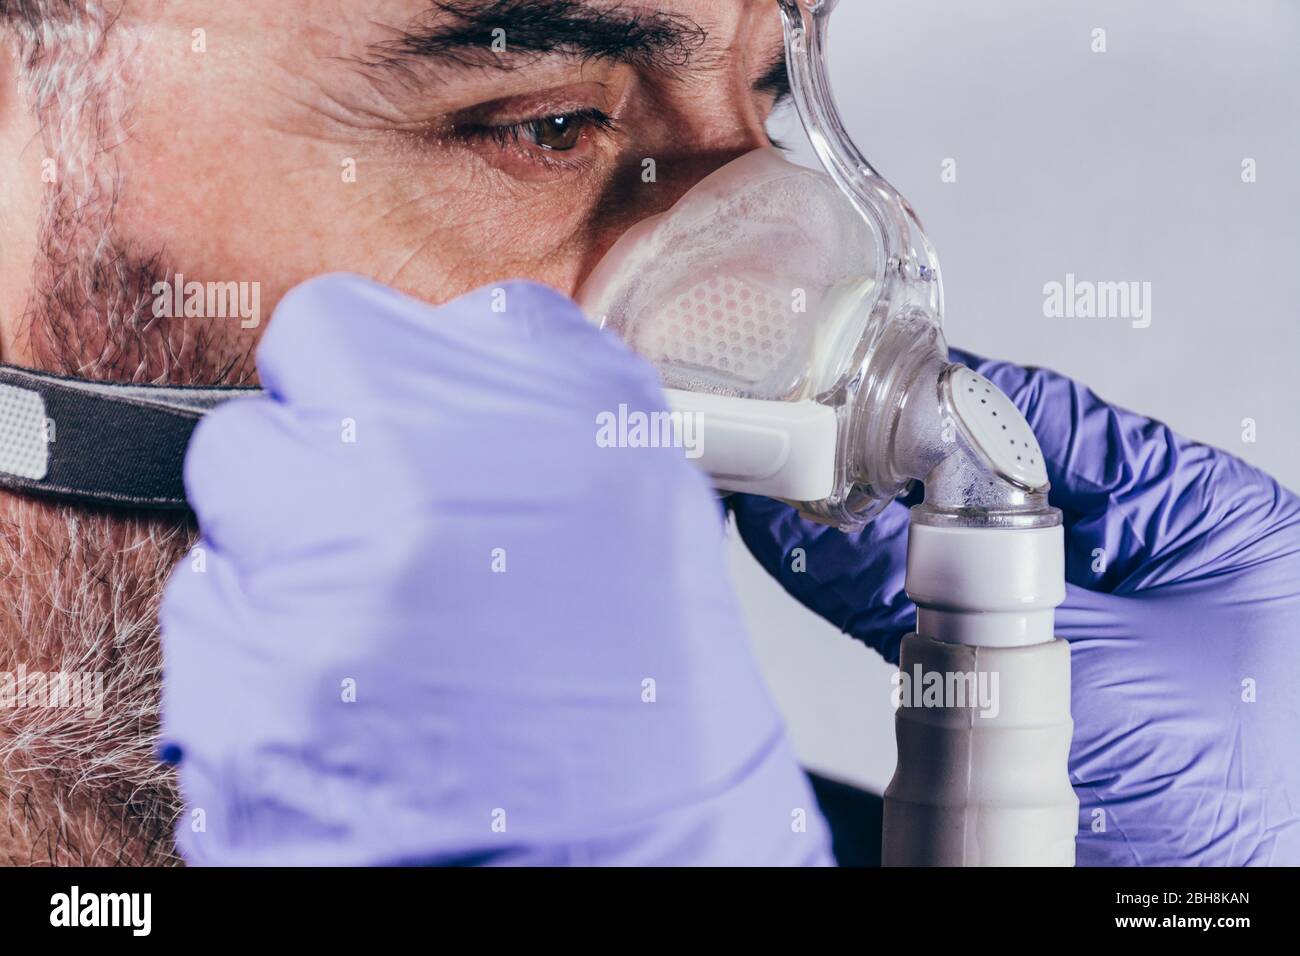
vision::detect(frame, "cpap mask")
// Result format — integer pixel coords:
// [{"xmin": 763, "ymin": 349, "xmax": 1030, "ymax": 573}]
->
[
  {"xmin": 579, "ymin": 5, "xmax": 1050, "ymax": 535},
  {"xmin": 578, "ymin": 145, "xmax": 1053, "ymax": 531},
  {"xmin": 579, "ymin": 0, "xmax": 1078, "ymax": 866}
]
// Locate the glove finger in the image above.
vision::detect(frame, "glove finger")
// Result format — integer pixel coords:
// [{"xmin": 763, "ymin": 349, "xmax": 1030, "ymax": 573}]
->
[
  {"xmin": 256, "ymin": 274, "xmax": 650, "ymax": 412},
  {"xmin": 730, "ymin": 493, "xmax": 914, "ymax": 662},
  {"xmin": 182, "ymin": 393, "xmax": 361, "ymax": 567}
]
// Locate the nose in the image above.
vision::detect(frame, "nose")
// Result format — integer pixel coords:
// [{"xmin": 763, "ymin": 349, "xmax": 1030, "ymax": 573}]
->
[{"xmin": 574, "ymin": 138, "xmax": 772, "ymax": 293}]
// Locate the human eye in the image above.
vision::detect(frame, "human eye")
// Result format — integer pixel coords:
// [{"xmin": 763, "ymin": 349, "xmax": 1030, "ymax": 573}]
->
[{"xmin": 451, "ymin": 90, "xmax": 623, "ymax": 177}]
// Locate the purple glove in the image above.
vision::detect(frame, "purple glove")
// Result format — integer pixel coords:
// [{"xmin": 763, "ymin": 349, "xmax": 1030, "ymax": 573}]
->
[
  {"xmin": 732, "ymin": 349, "xmax": 1300, "ymax": 866},
  {"xmin": 160, "ymin": 274, "xmax": 831, "ymax": 866}
]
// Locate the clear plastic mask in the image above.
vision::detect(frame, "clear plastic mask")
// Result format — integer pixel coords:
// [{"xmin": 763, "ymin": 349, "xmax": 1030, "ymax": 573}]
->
[
  {"xmin": 579, "ymin": 149, "xmax": 879, "ymax": 405},
  {"xmin": 578, "ymin": 0, "xmax": 1047, "ymax": 531}
]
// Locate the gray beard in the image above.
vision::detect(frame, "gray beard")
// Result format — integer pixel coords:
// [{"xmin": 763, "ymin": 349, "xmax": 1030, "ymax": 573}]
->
[
  {"xmin": 0, "ymin": 167, "xmax": 200, "ymax": 864},
  {"xmin": 0, "ymin": 496, "xmax": 191, "ymax": 865},
  {"xmin": 0, "ymin": 49, "xmax": 250, "ymax": 868}
]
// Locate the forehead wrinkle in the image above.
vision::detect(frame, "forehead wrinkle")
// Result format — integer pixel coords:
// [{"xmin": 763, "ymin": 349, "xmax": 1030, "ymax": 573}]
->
[{"xmin": 354, "ymin": 0, "xmax": 708, "ymax": 88}]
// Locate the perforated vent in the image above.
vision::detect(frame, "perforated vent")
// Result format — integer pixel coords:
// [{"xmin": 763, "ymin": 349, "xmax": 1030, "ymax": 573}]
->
[{"xmin": 950, "ymin": 366, "xmax": 1048, "ymax": 490}]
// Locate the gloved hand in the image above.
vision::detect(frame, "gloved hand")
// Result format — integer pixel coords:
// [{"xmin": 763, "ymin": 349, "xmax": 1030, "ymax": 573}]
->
[
  {"xmin": 731, "ymin": 348, "xmax": 1300, "ymax": 866},
  {"xmin": 160, "ymin": 274, "xmax": 831, "ymax": 867}
]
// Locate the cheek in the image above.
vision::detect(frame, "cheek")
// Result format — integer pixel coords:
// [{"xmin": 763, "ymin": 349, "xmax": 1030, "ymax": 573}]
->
[
  {"xmin": 115, "ymin": 118, "xmax": 610, "ymax": 324},
  {"xmin": 357, "ymin": 163, "xmax": 612, "ymax": 300},
  {"xmin": 111, "ymin": 39, "xmax": 369, "ymax": 337}
]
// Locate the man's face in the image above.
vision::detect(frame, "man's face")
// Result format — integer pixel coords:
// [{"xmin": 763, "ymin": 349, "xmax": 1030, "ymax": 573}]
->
[
  {"xmin": 3, "ymin": 0, "xmax": 788, "ymax": 374},
  {"xmin": 0, "ymin": 0, "xmax": 790, "ymax": 863}
]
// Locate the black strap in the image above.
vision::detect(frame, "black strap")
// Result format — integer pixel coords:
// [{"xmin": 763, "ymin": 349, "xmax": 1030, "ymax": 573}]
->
[{"xmin": 0, "ymin": 364, "xmax": 259, "ymax": 511}]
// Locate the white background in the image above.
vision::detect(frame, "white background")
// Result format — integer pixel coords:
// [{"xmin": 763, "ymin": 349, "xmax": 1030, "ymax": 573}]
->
[{"xmin": 737, "ymin": 0, "xmax": 1300, "ymax": 792}]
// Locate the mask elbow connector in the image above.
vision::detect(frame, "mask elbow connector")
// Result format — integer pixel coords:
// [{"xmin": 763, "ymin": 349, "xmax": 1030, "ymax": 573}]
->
[
  {"xmin": 891, "ymin": 360, "xmax": 1061, "ymax": 531},
  {"xmin": 887, "ymin": 361, "xmax": 1065, "ymax": 649}
]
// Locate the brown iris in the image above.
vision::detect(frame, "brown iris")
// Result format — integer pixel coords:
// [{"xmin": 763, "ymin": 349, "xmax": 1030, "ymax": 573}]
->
[{"xmin": 526, "ymin": 115, "xmax": 583, "ymax": 151}]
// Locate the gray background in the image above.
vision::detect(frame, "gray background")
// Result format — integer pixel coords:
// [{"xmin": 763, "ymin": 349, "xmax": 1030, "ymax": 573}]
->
[{"xmin": 737, "ymin": 0, "xmax": 1300, "ymax": 792}]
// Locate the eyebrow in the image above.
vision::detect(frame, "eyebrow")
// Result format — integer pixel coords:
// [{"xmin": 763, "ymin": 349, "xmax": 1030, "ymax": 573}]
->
[{"xmin": 364, "ymin": 0, "xmax": 710, "ymax": 79}]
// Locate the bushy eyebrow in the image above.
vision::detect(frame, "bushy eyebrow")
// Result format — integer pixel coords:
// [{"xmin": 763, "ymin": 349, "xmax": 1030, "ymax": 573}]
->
[{"xmin": 361, "ymin": 0, "xmax": 710, "ymax": 79}]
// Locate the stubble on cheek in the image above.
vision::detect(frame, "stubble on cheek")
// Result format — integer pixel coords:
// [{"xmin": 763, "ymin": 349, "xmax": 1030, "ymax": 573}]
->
[{"xmin": 20, "ymin": 174, "xmax": 258, "ymax": 387}]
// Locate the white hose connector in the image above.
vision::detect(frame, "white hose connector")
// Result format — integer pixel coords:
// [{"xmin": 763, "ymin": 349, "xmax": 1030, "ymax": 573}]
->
[
  {"xmin": 882, "ymin": 629, "xmax": 1077, "ymax": 866},
  {"xmin": 905, "ymin": 523, "xmax": 1064, "ymax": 648},
  {"xmin": 883, "ymin": 512, "xmax": 1077, "ymax": 865}
]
